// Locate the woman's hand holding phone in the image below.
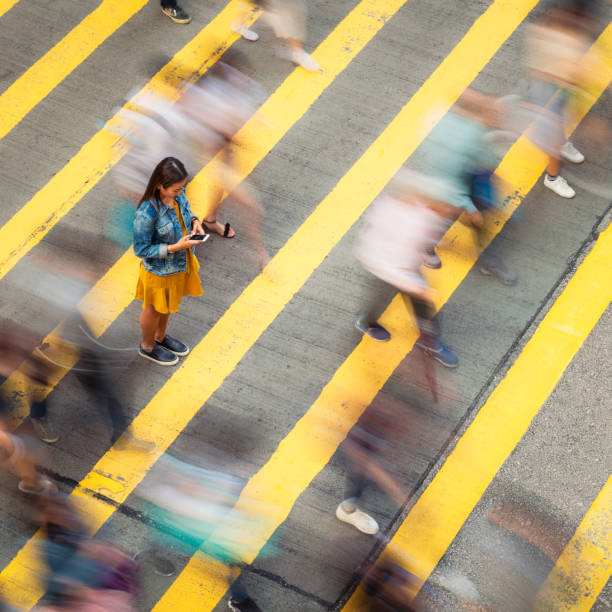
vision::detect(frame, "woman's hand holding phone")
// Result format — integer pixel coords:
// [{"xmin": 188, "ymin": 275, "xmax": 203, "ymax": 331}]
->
[{"xmin": 169, "ymin": 234, "xmax": 208, "ymax": 252}]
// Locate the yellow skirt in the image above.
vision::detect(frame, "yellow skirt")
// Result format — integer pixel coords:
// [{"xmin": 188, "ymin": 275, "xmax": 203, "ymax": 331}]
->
[{"xmin": 135, "ymin": 251, "xmax": 203, "ymax": 314}]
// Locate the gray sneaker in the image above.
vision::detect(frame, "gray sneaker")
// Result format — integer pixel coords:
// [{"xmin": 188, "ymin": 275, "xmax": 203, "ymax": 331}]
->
[
  {"xmin": 478, "ymin": 257, "xmax": 518, "ymax": 285},
  {"xmin": 31, "ymin": 416, "xmax": 59, "ymax": 444},
  {"xmin": 355, "ymin": 317, "xmax": 391, "ymax": 342},
  {"xmin": 114, "ymin": 431, "xmax": 157, "ymax": 454}
]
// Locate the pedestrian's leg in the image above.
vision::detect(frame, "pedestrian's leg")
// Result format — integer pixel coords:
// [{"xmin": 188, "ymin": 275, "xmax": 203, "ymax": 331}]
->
[
  {"xmin": 155, "ymin": 313, "xmax": 170, "ymax": 343},
  {"xmin": 160, "ymin": 0, "xmax": 177, "ymax": 7},
  {"xmin": 140, "ymin": 304, "xmax": 161, "ymax": 351},
  {"xmin": 74, "ymin": 354, "xmax": 128, "ymax": 444},
  {"xmin": 203, "ymin": 149, "xmax": 236, "ymax": 238},
  {"xmin": 355, "ymin": 276, "xmax": 397, "ymax": 341},
  {"xmin": 228, "ymin": 565, "xmax": 250, "ymax": 604},
  {"xmin": 231, "ymin": 1, "xmax": 260, "ymax": 41},
  {"xmin": 342, "ymin": 469, "xmax": 366, "ymax": 511}
]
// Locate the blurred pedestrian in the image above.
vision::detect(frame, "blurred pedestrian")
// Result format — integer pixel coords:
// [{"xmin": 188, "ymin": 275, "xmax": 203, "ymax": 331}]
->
[
  {"xmin": 160, "ymin": 0, "xmax": 191, "ymax": 24},
  {"xmin": 133, "ymin": 157, "xmax": 208, "ymax": 366},
  {"xmin": 421, "ymin": 90, "xmax": 518, "ymax": 284},
  {"xmin": 34, "ymin": 494, "xmax": 139, "ymax": 611},
  {"xmin": 521, "ymin": 1, "xmax": 599, "ymax": 198},
  {"xmin": 6, "ymin": 233, "xmax": 156, "ymax": 453},
  {"xmin": 354, "ymin": 169, "xmax": 459, "ymax": 368},
  {"xmin": 336, "ymin": 406, "xmax": 405, "ymax": 535},
  {"xmin": 137, "ymin": 454, "xmax": 270, "ymax": 611},
  {"xmin": 232, "ymin": 0, "xmax": 320, "ymax": 71}
]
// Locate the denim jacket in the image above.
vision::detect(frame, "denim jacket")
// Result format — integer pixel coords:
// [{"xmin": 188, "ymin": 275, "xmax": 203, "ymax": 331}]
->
[{"xmin": 133, "ymin": 188, "xmax": 197, "ymax": 276}]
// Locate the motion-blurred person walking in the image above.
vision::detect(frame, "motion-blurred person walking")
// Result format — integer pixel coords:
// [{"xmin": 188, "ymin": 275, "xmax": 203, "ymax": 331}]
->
[
  {"xmin": 33, "ymin": 494, "xmax": 139, "ymax": 611},
  {"xmin": 354, "ymin": 169, "xmax": 459, "ymax": 368},
  {"xmin": 232, "ymin": 0, "xmax": 319, "ymax": 71},
  {"xmin": 521, "ymin": 1, "xmax": 601, "ymax": 198},
  {"xmin": 6, "ymin": 233, "xmax": 156, "ymax": 453},
  {"xmin": 133, "ymin": 157, "xmax": 208, "ymax": 366},
  {"xmin": 336, "ymin": 405, "xmax": 406, "ymax": 535}
]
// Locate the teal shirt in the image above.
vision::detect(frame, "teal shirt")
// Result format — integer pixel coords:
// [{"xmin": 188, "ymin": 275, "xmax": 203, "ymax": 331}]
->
[{"xmin": 419, "ymin": 111, "xmax": 496, "ymax": 214}]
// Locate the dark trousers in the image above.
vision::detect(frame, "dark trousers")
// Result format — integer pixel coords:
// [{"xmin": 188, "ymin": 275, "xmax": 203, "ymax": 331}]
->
[
  {"xmin": 161, "ymin": 0, "xmax": 178, "ymax": 8},
  {"xmin": 359, "ymin": 274, "xmax": 439, "ymax": 341},
  {"xmin": 73, "ymin": 351, "xmax": 128, "ymax": 443}
]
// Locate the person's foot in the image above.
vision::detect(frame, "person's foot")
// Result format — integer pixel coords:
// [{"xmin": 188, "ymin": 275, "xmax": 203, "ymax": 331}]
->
[
  {"xmin": 544, "ymin": 174, "xmax": 575, "ymax": 199},
  {"xmin": 155, "ymin": 334, "xmax": 189, "ymax": 357},
  {"xmin": 139, "ymin": 344, "xmax": 179, "ymax": 366},
  {"xmin": 417, "ymin": 338, "xmax": 459, "ymax": 368},
  {"xmin": 478, "ymin": 258, "xmax": 518, "ymax": 285},
  {"xmin": 161, "ymin": 4, "xmax": 191, "ymax": 24},
  {"xmin": 231, "ymin": 22, "xmax": 259, "ymax": 41},
  {"xmin": 203, "ymin": 218, "xmax": 235, "ymax": 238},
  {"xmin": 355, "ymin": 317, "xmax": 391, "ymax": 342},
  {"xmin": 290, "ymin": 49, "xmax": 320, "ymax": 72},
  {"xmin": 31, "ymin": 416, "xmax": 59, "ymax": 444},
  {"xmin": 114, "ymin": 431, "xmax": 157, "ymax": 454},
  {"xmin": 422, "ymin": 248, "xmax": 442, "ymax": 269},
  {"xmin": 561, "ymin": 141, "xmax": 585, "ymax": 164},
  {"xmin": 18, "ymin": 476, "xmax": 57, "ymax": 496},
  {"xmin": 336, "ymin": 501, "xmax": 379, "ymax": 534},
  {"xmin": 228, "ymin": 597, "xmax": 259, "ymax": 611}
]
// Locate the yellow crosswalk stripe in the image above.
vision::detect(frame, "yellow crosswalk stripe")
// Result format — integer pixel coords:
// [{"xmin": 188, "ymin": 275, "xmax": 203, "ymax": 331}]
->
[
  {"xmin": 2, "ymin": 0, "xmax": 408, "ymax": 423},
  {"xmin": 0, "ymin": 0, "xmax": 149, "ymax": 141},
  {"xmin": 0, "ymin": 0, "xmax": 258, "ymax": 282},
  {"xmin": 156, "ymin": 24, "xmax": 612, "ymax": 610},
  {"xmin": 0, "ymin": 0, "xmax": 19, "ymax": 19},
  {"xmin": 344, "ymin": 224, "xmax": 612, "ymax": 609},
  {"xmin": 535, "ymin": 477, "xmax": 612, "ymax": 611},
  {"xmin": 0, "ymin": 0, "xmax": 539, "ymax": 606}
]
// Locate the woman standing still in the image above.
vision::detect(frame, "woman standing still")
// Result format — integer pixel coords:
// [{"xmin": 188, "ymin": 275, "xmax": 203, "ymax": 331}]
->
[{"xmin": 133, "ymin": 157, "xmax": 207, "ymax": 366}]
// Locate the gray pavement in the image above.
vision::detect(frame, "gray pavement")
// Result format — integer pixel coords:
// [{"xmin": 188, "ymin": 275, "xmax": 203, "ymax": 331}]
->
[{"xmin": 0, "ymin": 0, "xmax": 611, "ymax": 610}]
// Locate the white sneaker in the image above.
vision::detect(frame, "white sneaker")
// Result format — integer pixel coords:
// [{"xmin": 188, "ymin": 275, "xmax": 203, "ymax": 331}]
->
[
  {"xmin": 336, "ymin": 502, "xmax": 379, "ymax": 534},
  {"xmin": 561, "ymin": 141, "xmax": 585, "ymax": 164},
  {"xmin": 544, "ymin": 174, "xmax": 576, "ymax": 199},
  {"xmin": 291, "ymin": 50, "xmax": 320, "ymax": 72},
  {"xmin": 231, "ymin": 22, "xmax": 259, "ymax": 41}
]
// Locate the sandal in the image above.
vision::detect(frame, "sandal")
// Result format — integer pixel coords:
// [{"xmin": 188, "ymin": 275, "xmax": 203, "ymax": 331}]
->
[{"xmin": 203, "ymin": 218, "xmax": 235, "ymax": 239}]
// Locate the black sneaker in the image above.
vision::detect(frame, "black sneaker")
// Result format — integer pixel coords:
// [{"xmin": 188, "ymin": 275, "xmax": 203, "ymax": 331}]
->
[
  {"xmin": 139, "ymin": 344, "xmax": 179, "ymax": 366},
  {"xmin": 355, "ymin": 317, "xmax": 391, "ymax": 342},
  {"xmin": 156, "ymin": 334, "xmax": 189, "ymax": 356},
  {"xmin": 161, "ymin": 4, "xmax": 191, "ymax": 24},
  {"xmin": 228, "ymin": 597, "xmax": 259, "ymax": 611}
]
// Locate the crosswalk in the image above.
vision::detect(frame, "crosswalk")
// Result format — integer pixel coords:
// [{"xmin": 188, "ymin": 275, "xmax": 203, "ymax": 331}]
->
[{"xmin": 0, "ymin": 0, "xmax": 610, "ymax": 610}]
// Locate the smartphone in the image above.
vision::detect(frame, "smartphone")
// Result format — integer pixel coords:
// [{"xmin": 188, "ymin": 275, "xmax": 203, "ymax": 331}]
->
[{"xmin": 190, "ymin": 233, "xmax": 209, "ymax": 242}]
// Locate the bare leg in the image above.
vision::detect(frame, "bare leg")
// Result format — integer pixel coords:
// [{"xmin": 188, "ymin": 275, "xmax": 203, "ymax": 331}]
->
[
  {"xmin": 547, "ymin": 155, "xmax": 561, "ymax": 176},
  {"xmin": 155, "ymin": 313, "xmax": 170, "ymax": 343},
  {"xmin": 203, "ymin": 148, "xmax": 236, "ymax": 238},
  {"xmin": 140, "ymin": 305, "xmax": 161, "ymax": 351}
]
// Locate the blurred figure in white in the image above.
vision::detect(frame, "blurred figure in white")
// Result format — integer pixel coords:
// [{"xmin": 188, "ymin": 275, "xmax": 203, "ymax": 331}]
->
[
  {"xmin": 521, "ymin": 0, "xmax": 604, "ymax": 198},
  {"xmin": 232, "ymin": 0, "xmax": 320, "ymax": 71},
  {"xmin": 355, "ymin": 169, "xmax": 460, "ymax": 368}
]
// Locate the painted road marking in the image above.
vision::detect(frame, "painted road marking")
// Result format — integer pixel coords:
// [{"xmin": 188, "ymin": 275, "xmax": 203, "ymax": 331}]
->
[
  {"xmin": 535, "ymin": 478, "xmax": 612, "ymax": 611},
  {"xmin": 0, "ymin": 0, "xmax": 259, "ymax": 282},
  {"xmin": 2, "ymin": 0, "xmax": 409, "ymax": 423},
  {"xmin": 344, "ymin": 220, "xmax": 612, "ymax": 609},
  {"xmin": 0, "ymin": 0, "xmax": 19, "ymax": 19},
  {"xmin": 154, "ymin": 25, "xmax": 612, "ymax": 610},
  {"xmin": 0, "ymin": 0, "xmax": 540, "ymax": 606},
  {"xmin": 0, "ymin": 0, "xmax": 149, "ymax": 141}
]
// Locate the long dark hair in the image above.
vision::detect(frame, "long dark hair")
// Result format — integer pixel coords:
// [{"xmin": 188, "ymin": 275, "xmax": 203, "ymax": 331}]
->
[{"xmin": 138, "ymin": 157, "xmax": 188, "ymax": 207}]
